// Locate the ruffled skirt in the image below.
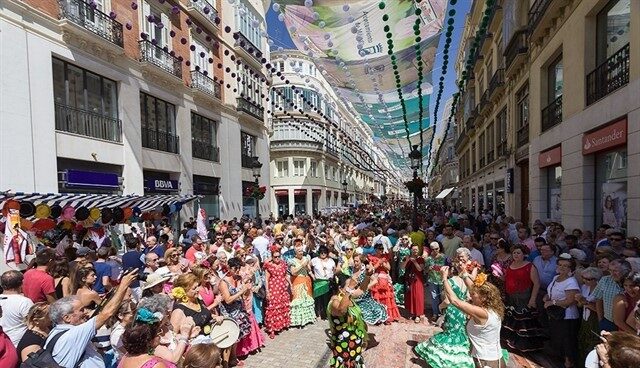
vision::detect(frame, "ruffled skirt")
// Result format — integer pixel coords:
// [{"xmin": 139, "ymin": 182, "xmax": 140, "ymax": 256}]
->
[{"xmin": 236, "ymin": 313, "xmax": 265, "ymax": 356}]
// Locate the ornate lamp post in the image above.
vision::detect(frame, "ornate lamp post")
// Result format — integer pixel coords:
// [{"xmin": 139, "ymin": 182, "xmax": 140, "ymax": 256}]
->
[
  {"xmin": 408, "ymin": 145, "xmax": 422, "ymax": 229},
  {"xmin": 341, "ymin": 179, "xmax": 348, "ymax": 206},
  {"xmin": 251, "ymin": 156, "xmax": 263, "ymax": 219}
]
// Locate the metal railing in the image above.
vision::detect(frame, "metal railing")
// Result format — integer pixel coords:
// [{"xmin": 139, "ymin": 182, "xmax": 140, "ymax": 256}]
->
[
  {"xmin": 190, "ymin": 70, "xmax": 221, "ymax": 99},
  {"xmin": 237, "ymin": 97, "xmax": 264, "ymax": 121},
  {"xmin": 192, "ymin": 140, "xmax": 220, "ymax": 162},
  {"xmin": 528, "ymin": 0, "xmax": 553, "ymax": 33},
  {"xmin": 234, "ymin": 32, "xmax": 262, "ymax": 61},
  {"xmin": 241, "ymin": 154, "xmax": 253, "ymax": 168},
  {"xmin": 489, "ymin": 68, "xmax": 504, "ymax": 96},
  {"xmin": 541, "ymin": 95, "xmax": 563, "ymax": 132},
  {"xmin": 517, "ymin": 124, "xmax": 529, "ymax": 146},
  {"xmin": 504, "ymin": 29, "xmax": 528, "ymax": 70},
  {"xmin": 139, "ymin": 40, "xmax": 182, "ymax": 79},
  {"xmin": 190, "ymin": 0, "xmax": 218, "ymax": 26},
  {"xmin": 586, "ymin": 43, "xmax": 630, "ymax": 106},
  {"xmin": 58, "ymin": 0, "xmax": 124, "ymax": 47},
  {"xmin": 141, "ymin": 127, "xmax": 180, "ymax": 153},
  {"xmin": 55, "ymin": 102, "xmax": 122, "ymax": 142}
]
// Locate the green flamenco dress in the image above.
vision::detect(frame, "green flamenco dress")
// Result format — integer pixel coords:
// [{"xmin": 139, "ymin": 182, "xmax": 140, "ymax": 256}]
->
[
  {"xmin": 353, "ymin": 271, "xmax": 388, "ymax": 325},
  {"xmin": 328, "ymin": 296, "xmax": 368, "ymax": 368},
  {"xmin": 393, "ymin": 247, "xmax": 411, "ymax": 305},
  {"xmin": 414, "ymin": 278, "xmax": 474, "ymax": 368}
]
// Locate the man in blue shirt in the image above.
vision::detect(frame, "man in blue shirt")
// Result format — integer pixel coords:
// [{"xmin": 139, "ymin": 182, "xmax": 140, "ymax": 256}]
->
[
  {"xmin": 121, "ymin": 236, "xmax": 145, "ymax": 300},
  {"xmin": 92, "ymin": 247, "xmax": 112, "ymax": 295}
]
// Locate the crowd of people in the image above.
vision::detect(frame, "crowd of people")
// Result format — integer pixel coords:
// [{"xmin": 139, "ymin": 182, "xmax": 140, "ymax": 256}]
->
[{"xmin": 1, "ymin": 201, "xmax": 640, "ymax": 368}]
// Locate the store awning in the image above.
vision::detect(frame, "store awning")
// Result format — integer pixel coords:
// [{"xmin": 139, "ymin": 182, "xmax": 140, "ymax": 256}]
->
[{"xmin": 435, "ymin": 187, "xmax": 456, "ymax": 199}]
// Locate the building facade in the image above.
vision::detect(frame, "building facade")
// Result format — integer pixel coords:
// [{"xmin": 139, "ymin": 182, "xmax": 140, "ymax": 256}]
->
[
  {"xmin": 0, "ymin": 0, "xmax": 271, "ymax": 221},
  {"xmin": 428, "ymin": 99, "xmax": 459, "ymax": 206},
  {"xmin": 453, "ymin": 0, "xmax": 638, "ymax": 235},
  {"xmin": 268, "ymin": 51, "xmax": 401, "ymax": 217}
]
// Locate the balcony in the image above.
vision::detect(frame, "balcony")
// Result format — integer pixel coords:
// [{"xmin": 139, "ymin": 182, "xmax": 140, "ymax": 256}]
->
[
  {"xmin": 517, "ymin": 124, "xmax": 529, "ymax": 146},
  {"xmin": 528, "ymin": 0, "xmax": 571, "ymax": 40},
  {"xmin": 237, "ymin": 97, "xmax": 264, "ymax": 122},
  {"xmin": 586, "ymin": 43, "xmax": 630, "ymax": 106},
  {"xmin": 241, "ymin": 154, "xmax": 253, "ymax": 168},
  {"xmin": 233, "ymin": 32, "xmax": 263, "ymax": 64},
  {"xmin": 488, "ymin": 68, "xmax": 505, "ymax": 99},
  {"xmin": 480, "ymin": 90, "xmax": 491, "ymax": 115},
  {"xmin": 185, "ymin": 0, "xmax": 219, "ymax": 31},
  {"xmin": 528, "ymin": 0, "xmax": 553, "ymax": 33},
  {"xmin": 55, "ymin": 102, "xmax": 122, "ymax": 142},
  {"xmin": 58, "ymin": 0, "xmax": 123, "ymax": 48},
  {"xmin": 504, "ymin": 29, "xmax": 528, "ymax": 73},
  {"xmin": 190, "ymin": 70, "xmax": 221, "ymax": 100},
  {"xmin": 465, "ymin": 106, "xmax": 478, "ymax": 131},
  {"xmin": 192, "ymin": 140, "xmax": 220, "ymax": 162},
  {"xmin": 142, "ymin": 127, "xmax": 180, "ymax": 153},
  {"xmin": 139, "ymin": 40, "xmax": 182, "ymax": 80},
  {"xmin": 541, "ymin": 95, "xmax": 562, "ymax": 132}
]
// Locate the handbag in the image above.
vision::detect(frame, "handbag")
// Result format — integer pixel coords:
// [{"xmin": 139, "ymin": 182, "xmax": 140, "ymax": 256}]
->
[
  {"xmin": 546, "ymin": 279, "xmax": 567, "ymax": 321},
  {"xmin": 21, "ymin": 330, "xmax": 68, "ymax": 368}
]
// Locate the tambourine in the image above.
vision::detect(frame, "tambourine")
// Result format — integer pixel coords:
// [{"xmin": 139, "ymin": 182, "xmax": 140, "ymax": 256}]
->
[{"xmin": 209, "ymin": 317, "xmax": 240, "ymax": 348}]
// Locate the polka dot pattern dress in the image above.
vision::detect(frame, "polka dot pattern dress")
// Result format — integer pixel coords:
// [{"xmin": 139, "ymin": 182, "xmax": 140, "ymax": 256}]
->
[
  {"xmin": 328, "ymin": 298, "xmax": 367, "ymax": 368},
  {"xmin": 264, "ymin": 261, "xmax": 291, "ymax": 333}
]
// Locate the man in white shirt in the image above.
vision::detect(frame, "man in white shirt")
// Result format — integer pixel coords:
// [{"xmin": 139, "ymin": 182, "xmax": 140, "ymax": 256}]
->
[
  {"xmin": 462, "ymin": 235, "xmax": 485, "ymax": 266},
  {"xmin": 372, "ymin": 228, "xmax": 392, "ymax": 254},
  {"xmin": 0, "ymin": 270, "xmax": 33, "ymax": 346},
  {"xmin": 252, "ymin": 229, "xmax": 271, "ymax": 261},
  {"xmin": 216, "ymin": 234, "xmax": 236, "ymax": 260}
]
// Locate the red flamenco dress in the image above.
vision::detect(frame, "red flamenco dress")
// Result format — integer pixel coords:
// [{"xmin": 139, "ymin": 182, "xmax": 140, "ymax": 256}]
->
[
  {"xmin": 404, "ymin": 257, "xmax": 425, "ymax": 318},
  {"xmin": 368, "ymin": 253, "xmax": 400, "ymax": 322},
  {"xmin": 263, "ymin": 260, "xmax": 291, "ymax": 335}
]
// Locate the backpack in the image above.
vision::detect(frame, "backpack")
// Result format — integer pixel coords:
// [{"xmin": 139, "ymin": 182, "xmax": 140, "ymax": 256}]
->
[{"xmin": 20, "ymin": 329, "xmax": 85, "ymax": 368}]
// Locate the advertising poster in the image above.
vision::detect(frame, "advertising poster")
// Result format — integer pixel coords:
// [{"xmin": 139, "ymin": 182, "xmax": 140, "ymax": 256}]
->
[{"xmin": 601, "ymin": 182, "xmax": 627, "ymax": 230}]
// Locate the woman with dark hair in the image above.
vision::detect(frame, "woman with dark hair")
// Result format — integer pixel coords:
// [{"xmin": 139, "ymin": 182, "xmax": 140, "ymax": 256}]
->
[
  {"xmin": 402, "ymin": 245, "xmax": 425, "ymax": 323},
  {"xmin": 119, "ymin": 308, "xmax": 176, "ymax": 368},
  {"xmin": 48, "ymin": 258, "xmax": 71, "ymax": 299},
  {"xmin": 288, "ymin": 240, "xmax": 316, "ymax": 327},
  {"xmin": 218, "ymin": 257, "xmax": 252, "ymax": 367},
  {"xmin": 501, "ymin": 244, "xmax": 545, "ymax": 353},
  {"xmin": 543, "ymin": 254, "xmax": 580, "ymax": 368},
  {"xmin": 489, "ymin": 239, "xmax": 512, "ymax": 297},
  {"xmin": 72, "ymin": 267, "xmax": 101, "ymax": 310},
  {"xmin": 311, "ymin": 245, "xmax": 336, "ymax": 320},
  {"xmin": 264, "ymin": 246, "xmax": 291, "ymax": 339},
  {"xmin": 613, "ymin": 271, "xmax": 640, "ymax": 333},
  {"xmin": 351, "ymin": 255, "xmax": 387, "ymax": 325},
  {"xmin": 368, "ymin": 242, "xmax": 400, "ymax": 323},
  {"xmin": 183, "ymin": 343, "xmax": 222, "ymax": 368},
  {"xmin": 328, "ymin": 269, "xmax": 373, "ymax": 368},
  {"xmin": 16, "ymin": 303, "xmax": 50, "ymax": 364}
]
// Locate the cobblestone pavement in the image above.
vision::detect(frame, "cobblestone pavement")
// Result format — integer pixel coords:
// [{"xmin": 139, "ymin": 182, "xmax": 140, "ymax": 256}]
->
[{"xmin": 241, "ymin": 320, "xmax": 331, "ymax": 368}]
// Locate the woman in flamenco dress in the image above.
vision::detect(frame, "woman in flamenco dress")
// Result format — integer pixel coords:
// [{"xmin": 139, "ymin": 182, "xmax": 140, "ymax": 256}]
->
[{"xmin": 367, "ymin": 243, "xmax": 400, "ymax": 322}]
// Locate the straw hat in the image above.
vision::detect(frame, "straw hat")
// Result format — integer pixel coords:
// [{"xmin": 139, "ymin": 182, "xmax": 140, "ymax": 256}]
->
[{"xmin": 142, "ymin": 272, "xmax": 171, "ymax": 291}]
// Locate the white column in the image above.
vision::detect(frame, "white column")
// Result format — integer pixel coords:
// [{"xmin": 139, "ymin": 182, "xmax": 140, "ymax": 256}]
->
[
  {"xmin": 306, "ymin": 188, "xmax": 313, "ymax": 215},
  {"xmin": 288, "ymin": 188, "xmax": 295, "ymax": 216}
]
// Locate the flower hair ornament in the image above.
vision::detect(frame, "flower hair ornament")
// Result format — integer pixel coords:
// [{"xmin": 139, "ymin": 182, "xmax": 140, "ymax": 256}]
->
[
  {"xmin": 135, "ymin": 308, "xmax": 163, "ymax": 324},
  {"xmin": 171, "ymin": 286, "xmax": 189, "ymax": 303},
  {"xmin": 473, "ymin": 273, "xmax": 488, "ymax": 288}
]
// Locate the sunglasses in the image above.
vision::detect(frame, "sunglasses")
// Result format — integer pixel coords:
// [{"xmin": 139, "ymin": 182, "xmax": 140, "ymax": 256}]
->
[
  {"xmin": 582, "ymin": 277, "xmax": 596, "ymax": 281},
  {"xmin": 272, "ymin": 254, "xmax": 281, "ymax": 258},
  {"xmin": 345, "ymin": 248, "xmax": 353, "ymax": 251}
]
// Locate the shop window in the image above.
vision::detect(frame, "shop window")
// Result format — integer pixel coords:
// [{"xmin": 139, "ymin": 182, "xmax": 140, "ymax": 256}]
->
[
  {"xmin": 596, "ymin": 0, "xmax": 631, "ymax": 64},
  {"xmin": 595, "ymin": 149, "xmax": 627, "ymax": 231},
  {"xmin": 547, "ymin": 166, "xmax": 562, "ymax": 222}
]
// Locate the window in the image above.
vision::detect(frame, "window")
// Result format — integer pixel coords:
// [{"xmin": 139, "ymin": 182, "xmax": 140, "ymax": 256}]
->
[
  {"xmin": 278, "ymin": 61, "xmax": 285, "ymax": 72},
  {"xmin": 516, "ymin": 83, "xmax": 529, "ymax": 139},
  {"xmin": 479, "ymin": 132, "xmax": 486, "ymax": 167},
  {"xmin": 293, "ymin": 159, "xmax": 306, "ymax": 177},
  {"xmin": 238, "ymin": 66, "xmax": 263, "ymax": 107},
  {"xmin": 240, "ymin": 131, "xmax": 256, "ymax": 167},
  {"xmin": 596, "ymin": 0, "xmax": 631, "ymax": 64},
  {"xmin": 310, "ymin": 160, "xmax": 318, "ymax": 177},
  {"xmin": 141, "ymin": 1, "xmax": 170, "ymax": 49},
  {"xmin": 191, "ymin": 112, "xmax": 218, "ymax": 161},
  {"xmin": 487, "ymin": 122, "xmax": 494, "ymax": 162},
  {"xmin": 497, "ymin": 108, "xmax": 507, "ymax": 155},
  {"xmin": 547, "ymin": 166, "xmax": 562, "ymax": 222},
  {"xmin": 547, "ymin": 54, "xmax": 563, "ymax": 102},
  {"xmin": 191, "ymin": 37, "xmax": 211, "ymax": 74},
  {"xmin": 595, "ymin": 149, "xmax": 627, "ymax": 232},
  {"xmin": 52, "ymin": 58, "xmax": 118, "ymax": 118},
  {"xmin": 235, "ymin": 0, "xmax": 261, "ymax": 51},
  {"xmin": 276, "ymin": 160, "xmax": 289, "ymax": 178},
  {"xmin": 324, "ymin": 164, "xmax": 329, "ymax": 180},
  {"xmin": 140, "ymin": 92, "xmax": 177, "ymax": 152}
]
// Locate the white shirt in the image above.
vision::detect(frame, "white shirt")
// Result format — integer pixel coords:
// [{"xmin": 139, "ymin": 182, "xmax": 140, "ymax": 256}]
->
[
  {"xmin": 372, "ymin": 235, "xmax": 392, "ymax": 253},
  {"xmin": 46, "ymin": 317, "xmax": 104, "ymax": 368},
  {"xmin": 0, "ymin": 293, "xmax": 33, "ymax": 346},
  {"xmin": 580, "ymin": 284, "xmax": 596, "ymax": 321},
  {"xmin": 310, "ymin": 257, "xmax": 336, "ymax": 280},
  {"xmin": 252, "ymin": 236, "xmax": 271, "ymax": 260},
  {"xmin": 466, "ymin": 309, "xmax": 502, "ymax": 361},
  {"xmin": 547, "ymin": 275, "xmax": 581, "ymax": 319}
]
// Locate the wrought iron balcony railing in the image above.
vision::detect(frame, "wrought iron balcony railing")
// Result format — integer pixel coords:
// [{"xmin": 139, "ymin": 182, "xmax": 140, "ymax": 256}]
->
[
  {"xmin": 528, "ymin": 0, "xmax": 553, "ymax": 33},
  {"xmin": 488, "ymin": 68, "xmax": 504, "ymax": 96},
  {"xmin": 504, "ymin": 29, "xmax": 528, "ymax": 71},
  {"xmin": 142, "ymin": 127, "xmax": 180, "ymax": 153},
  {"xmin": 541, "ymin": 95, "xmax": 563, "ymax": 132},
  {"xmin": 190, "ymin": 0, "xmax": 218, "ymax": 27},
  {"xmin": 237, "ymin": 97, "xmax": 264, "ymax": 121},
  {"xmin": 139, "ymin": 40, "xmax": 182, "ymax": 79},
  {"xmin": 586, "ymin": 43, "xmax": 630, "ymax": 106},
  {"xmin": 241, "ymin": 154, "xmax": 253, "ymax": 168},
  {"xmin": 55, "ymin": 102, "xmax": 122, "ymax": 142},
  {"xmin": 190, "ymin": 70, "xmax": 221, "ymax": 99},
  {"xmin": 58, "ymin": 0, "xmax": 124, "ymax": 47},
  {"xmin": 192, "ymin": 140, "xmax": 220, "ymax": 162},
  {"xmin": 233, "ymin": 32, "xmax": 262, "ymax": 62}
]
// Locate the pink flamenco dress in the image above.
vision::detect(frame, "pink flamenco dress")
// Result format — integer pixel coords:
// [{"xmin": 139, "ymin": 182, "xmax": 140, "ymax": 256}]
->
[
  {"xmin": 236, "ymin": 269, "xmax": 265, "ymax": 357},
  {"xmin": 368, "ymin": 253, "xmax": 401, "ymax": 322}
]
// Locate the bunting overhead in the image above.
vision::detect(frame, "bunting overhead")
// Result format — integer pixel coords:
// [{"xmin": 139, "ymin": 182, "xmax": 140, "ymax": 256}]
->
[{"xmin": 270, "ymin": 0, "xmax": 447, "ymax": 170}]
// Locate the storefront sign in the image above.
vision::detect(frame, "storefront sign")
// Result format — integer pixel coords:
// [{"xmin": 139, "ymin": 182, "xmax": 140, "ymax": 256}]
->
[
  {"xmin": 506, "ymin": 169, "xmax": 514, "ymax": 194},
  {"xmin": 145, "ymin": 179, "xmax": 179, "ymax": 192},
  {"xmin": 62, "ymin": 170, "xmax": 120, "ymax": 189},
  {"xmin": 583, "ymin": 118, "xmax": 627, "ymax": 155},
  {"xmin": 538, "ymin": 146, "xmax": 562, "ymax": 168}
]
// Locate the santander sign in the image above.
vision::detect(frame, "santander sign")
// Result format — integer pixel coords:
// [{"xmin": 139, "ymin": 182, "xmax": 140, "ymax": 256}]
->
[{"xmin": 582, "ymin": 118, "xmax": 627, "ymax": 155}]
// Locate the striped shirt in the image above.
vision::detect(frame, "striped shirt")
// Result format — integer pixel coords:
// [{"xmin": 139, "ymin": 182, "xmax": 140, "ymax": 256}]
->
[{"xmin": 592, "ymin": 275, "xmax": 623, "ymax": 322}]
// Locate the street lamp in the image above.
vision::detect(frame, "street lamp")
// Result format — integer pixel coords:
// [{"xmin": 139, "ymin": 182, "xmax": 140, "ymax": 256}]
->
[
  {"xmin": 408, "ymin": 145, "xmax": 422, "ymax": 229},
  {"xmin": 251, "ymin": 156, "xmax": 262, "ymax": 219},
  {"xmin": 341, "ymin": 179, "xmax": 348, "ymax": 206}
]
